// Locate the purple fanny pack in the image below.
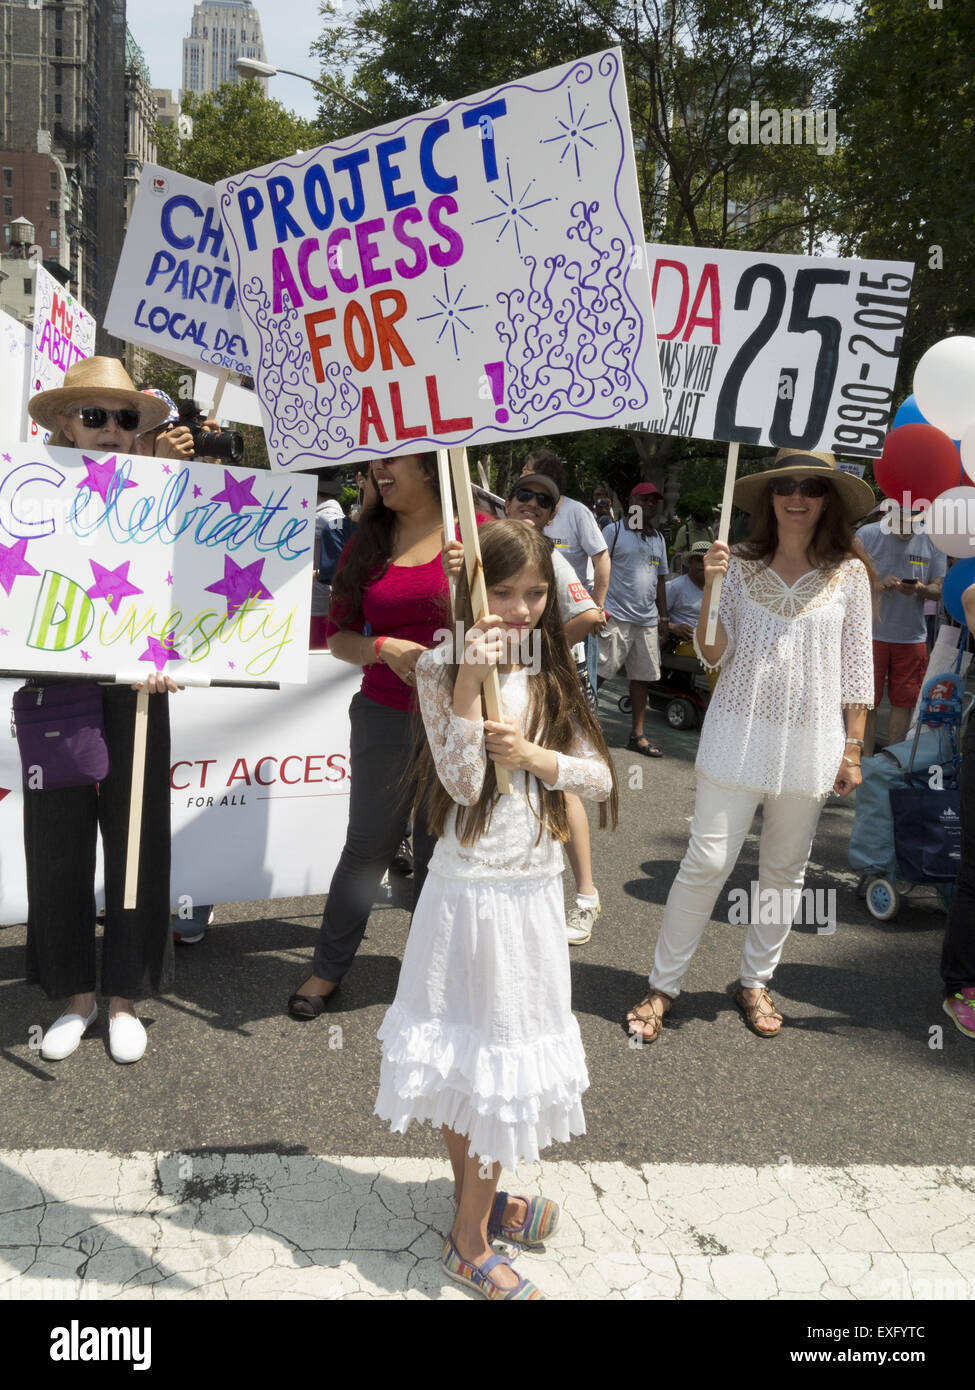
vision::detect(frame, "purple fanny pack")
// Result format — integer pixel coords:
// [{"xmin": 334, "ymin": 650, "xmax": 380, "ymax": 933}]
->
[{"xmin": 12, "ymin": 683, "xmax": 110, "ymax": 790}]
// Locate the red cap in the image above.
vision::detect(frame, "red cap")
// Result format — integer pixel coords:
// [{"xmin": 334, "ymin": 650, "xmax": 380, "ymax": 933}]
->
[{"xmin": 629, "ymin": 482, "xmax": 662, "ymax": 499}]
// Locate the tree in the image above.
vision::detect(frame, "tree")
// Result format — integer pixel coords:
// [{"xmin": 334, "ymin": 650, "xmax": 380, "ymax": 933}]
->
[{"xmin": 155, "ymin": 80, "xmax": 323, "ymax": 185}]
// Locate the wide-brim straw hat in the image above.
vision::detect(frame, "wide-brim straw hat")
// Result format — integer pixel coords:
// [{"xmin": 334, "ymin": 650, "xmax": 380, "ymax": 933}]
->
[
  {"xmin": 28, "ymin": 356, "xmax": 170, "ymax": 434},
  {"xmin": 733, "ymin": 449, "xmax": 876, "ymax": 522}
]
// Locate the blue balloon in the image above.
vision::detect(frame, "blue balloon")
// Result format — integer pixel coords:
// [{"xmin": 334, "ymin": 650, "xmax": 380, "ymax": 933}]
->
[
  {"xmin": 892, "ymin": 395, "xmax": 928, "ymax": 430},
  {"xmin": 941, "ymin": 557, "xmax": 975, "ymax": 623}
]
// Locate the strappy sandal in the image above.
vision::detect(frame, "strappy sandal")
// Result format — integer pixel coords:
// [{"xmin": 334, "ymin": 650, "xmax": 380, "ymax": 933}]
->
[
  {"xmin": 488, "ymin": 1192, "xmax": 560, "ymax": 1246},
  {"xmin": 287, "ymin": 981, "xmax": 340, "ymax": 1020},
  {"xmin": 627, "ymin": 734, "xmax": 663, "ymax": 758},
  {"xmin": 625, "ymin": 991, "xmax": 671, "ymax": 1043},
  {"xmin": 734, "ymin": 986, "xmax": 783, "ymax": 1038}
]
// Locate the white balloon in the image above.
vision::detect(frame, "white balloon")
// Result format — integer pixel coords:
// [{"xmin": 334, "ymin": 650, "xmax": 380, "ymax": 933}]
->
[
  {"xmin": 962, "ymin": 420, "xmax": 975, "ymax": 484},
  {"xmin": 924, "ymin": 485, "xmax": 975, "ymax": 557},
  {"xmin": 913, "ymin": 337, "xmax": 975, "ymax": 439}
]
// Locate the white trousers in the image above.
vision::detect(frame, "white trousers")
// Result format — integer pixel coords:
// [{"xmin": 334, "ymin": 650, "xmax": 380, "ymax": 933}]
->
[{"xmin": 650, "ymin": 774, "xmax": 824, "ymax": 998}]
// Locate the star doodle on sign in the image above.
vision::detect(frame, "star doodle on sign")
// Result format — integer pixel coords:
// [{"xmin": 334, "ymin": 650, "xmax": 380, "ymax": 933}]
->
[
  {"xmin": 472, "ymin": 160, "xmax": 554, "ymax": 258},
  {"xmin": 162, "ymin": 463, "xmax": 172, "ymax": 476},
  {"xmin": 81, "ymin": 650, "xmax": 92, "ymax": 662},
  {"xmin": 86, "ymin": 559, "xmax": 143, "ymax": 614},
  {"xmin": 540, "ymin": 90, "xmax": 610, "ymax": 180},
  {"xmin": 204, "ymin": 555, "xmax": 274, "ymax": 618},
  {"xmin": 193, "ymin": 485, "xmax": 203, "ymax": 498},
  {"xmin": 165, "ymin": 572, "xmax": 174, "ymax": 586},
  {"xmin": 0, "ymin": 538, "xmax": 39, "ymax": 596},
  {"xmin": 417, "ymin": 273, "xmax": 488, "ymax": 359},
  {"xmin": 0, "ymin": 628, "xmax": 8, "ymax": 637},
  {"xmin": 76, "ymin": 454, "xmax": 137, "ymax": 503},
  {"xmin": 210, "ymin": 472, "xmax": 260, "ymax": 514},
  {"xmin": 138, "ymin": 631, "xmax": 183, "ymax": 671},
  {"xmin": 228, "ymin": 661, "xmax": 235, "ymax": 670},
  {"xmin": 2, "ymin": 453, "xmax": 11, "ymax": 463},
  {"xmin": 301, "ymin": 498, "xmax": 308, "ymax": 509}
]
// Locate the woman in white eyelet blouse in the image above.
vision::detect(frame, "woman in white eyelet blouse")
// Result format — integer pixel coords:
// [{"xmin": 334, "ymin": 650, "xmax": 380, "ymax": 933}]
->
[{"xmin": 627, "ymin": 450, "xmax": 877, "ymax": 1042}]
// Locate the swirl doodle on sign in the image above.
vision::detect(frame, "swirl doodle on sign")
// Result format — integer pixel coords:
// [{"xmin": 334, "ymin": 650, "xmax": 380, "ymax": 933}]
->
[{"xmin": 495, "ymin": 201, "xmax": 640, "ymax": 421}]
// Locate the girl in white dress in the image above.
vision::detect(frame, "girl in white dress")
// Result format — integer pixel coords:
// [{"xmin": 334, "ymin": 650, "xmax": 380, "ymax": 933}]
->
[{"xmin": 375, "ymin": 520, "xmax": 618, "ymax": 1300}]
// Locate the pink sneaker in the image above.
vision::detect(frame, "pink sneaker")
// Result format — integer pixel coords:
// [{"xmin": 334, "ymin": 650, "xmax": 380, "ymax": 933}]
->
[{"xmin": 943, "ymin": 988, "xmax": 975, "ymax": 1039}]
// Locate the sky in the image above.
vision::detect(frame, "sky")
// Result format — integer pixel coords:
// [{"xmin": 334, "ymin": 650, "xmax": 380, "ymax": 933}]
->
[{"xmin": 125, "ymin": 0, "xmax": 326, "ymax": 122}]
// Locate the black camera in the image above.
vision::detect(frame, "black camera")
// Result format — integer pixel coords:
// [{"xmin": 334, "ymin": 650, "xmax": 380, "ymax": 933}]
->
[{"xmin": 177, "ymin": 401, "xmax": 244, "ymax": 464}]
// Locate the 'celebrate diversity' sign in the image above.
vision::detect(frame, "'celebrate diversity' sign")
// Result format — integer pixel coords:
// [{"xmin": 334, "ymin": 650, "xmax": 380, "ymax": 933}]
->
[
  {"xmin": 0, "ymin": 444, "xmax": 314, "ymax": 681},
  {"xmin": 217, "ymin": 49, "xmax": 663, "ymax": 470}
]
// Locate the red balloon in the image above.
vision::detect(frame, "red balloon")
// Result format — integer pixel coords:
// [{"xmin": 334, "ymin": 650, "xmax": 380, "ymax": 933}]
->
[{"xmin": 875, "ymin": 423, "xmax": 962, "ymax": 507}]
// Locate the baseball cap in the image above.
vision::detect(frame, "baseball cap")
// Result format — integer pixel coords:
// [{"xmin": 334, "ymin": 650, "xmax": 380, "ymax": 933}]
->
[
  {"xmin": 511, "ymin": 472, "xmax": 560, "ymax": 503},
  {"xmin": 689, "ymin": 540, "xmax": 711, "ymax": 556},
  {"xmin": 630, "ymin": 481, "xmax": 662, "ymax": 499}
]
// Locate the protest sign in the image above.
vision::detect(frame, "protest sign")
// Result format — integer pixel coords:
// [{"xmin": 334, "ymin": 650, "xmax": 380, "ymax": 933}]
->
[
  {"xmin": 195, "ymin": 367, "xmax": 264, "ymax": 425},
  {"xmin": 0, "ymin": 309, "xmax": 31, "ymax": 443},
  {"xmin": 217, "ymin": 48, "xmax": 663, "ymax": 471},
  {"xmin": 632, "ymin": 243, "xmax": 914, "ymax": 458},
  {"xmin": 0, "ymin": 443, "xmax": 314, "ymax": 682},
  {"xmin": 0, "ymin": 656, "xmax": 361, "ymax": 924},
  {"xmin": 28, "ymin": 266, "xmax": 96, "ymax": 443},
  {"xmin": 105, "ymin": 164, "xmax": 252, "ymax": 377}
]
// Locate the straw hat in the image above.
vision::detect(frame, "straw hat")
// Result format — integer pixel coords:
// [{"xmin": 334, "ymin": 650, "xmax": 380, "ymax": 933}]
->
[
  {"xmin": 732, "ymin": 449, "xmax": 876, "ymax": 522},
  {"xmin": 28, "ymin": 357, "xmax": 170, "ymax": 434}
]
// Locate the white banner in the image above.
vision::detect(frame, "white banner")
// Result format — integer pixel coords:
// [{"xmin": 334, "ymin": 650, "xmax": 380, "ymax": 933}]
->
[
  {"xmin": 28, "ymin": 266, "xmax": 96, "ymax": 443},
  {"xmin": 105, "ymin": 164, "xmax": 252, "ymax": 377},
  {"xmin": 0, "ymin": 308, "xmax": 31, "ymax": 444},
  {"xmin": 631, "ymin": 243, "xmax": 915, "ymax": 459},
  {"xmin": 0, "ymin": 655, "xmax": 360, "ymax": 924},
  {"xmin": 0, "ymin": 444, "xmax": 314, "ymax": 682},
  {"xmin": 217, "ymin": 48, "xmax": 663, "ymax": 470}
]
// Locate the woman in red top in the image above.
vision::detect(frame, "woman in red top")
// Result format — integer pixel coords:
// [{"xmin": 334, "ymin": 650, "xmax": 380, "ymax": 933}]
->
[{"xmin": 288, "ymin": 451, "xmax": 452, "ymax": 1018}]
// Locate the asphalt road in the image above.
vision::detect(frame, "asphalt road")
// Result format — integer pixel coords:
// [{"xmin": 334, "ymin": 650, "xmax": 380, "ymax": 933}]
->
[{"xmin": 1, "ymin": 678, "xmax": 973, "ymax": 1168}]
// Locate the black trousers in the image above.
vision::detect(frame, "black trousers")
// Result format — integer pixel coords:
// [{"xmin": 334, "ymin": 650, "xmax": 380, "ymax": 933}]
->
[
  {"xmin": 942, "ymin": 715, "xmax": 975, "ymax": 994},
  {"xmin": 24, "ymin": 685, "xmax": 174, "ymax": 1001},
  {"xmin": 312, "ymin": 692, "xmax": 435, "ymax": 983}
]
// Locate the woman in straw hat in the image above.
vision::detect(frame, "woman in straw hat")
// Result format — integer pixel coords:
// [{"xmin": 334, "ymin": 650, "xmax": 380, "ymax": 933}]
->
[
  {"xmin": 25, "ymin": 357, "xmax": 177, "ymax": 1065},
  {"xmin": 627, "ymin": 450, "xmax": 876, "ymax": 1042}
]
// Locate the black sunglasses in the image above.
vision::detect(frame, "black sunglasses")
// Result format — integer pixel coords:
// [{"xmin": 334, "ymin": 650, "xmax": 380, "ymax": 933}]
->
[
  {"xmin": 73, "ymin": 406, "xmax": 141, "ymax": 432},
  {"xmin": 512, "ymin": 486, "xmax": 555, "ymax": 510},
  {"xmin": 770, "ymin": 477, "xmax": 830, "ymax": 498}
]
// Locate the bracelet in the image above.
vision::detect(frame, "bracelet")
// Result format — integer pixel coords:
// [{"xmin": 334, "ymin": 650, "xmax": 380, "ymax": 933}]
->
[
  {"xmin": 842, "ymin": 756, "xmax": 861, "ymax": 767},
  {"xmin": 845, "ymin": 737, "xmax": 864, "ymax": 748},
  {"xmin": 374, "ymin": 636, "xmax": 389, "ymax": 663}
]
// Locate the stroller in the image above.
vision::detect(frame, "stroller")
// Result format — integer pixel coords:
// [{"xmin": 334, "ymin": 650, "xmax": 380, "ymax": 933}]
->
[{"xmin": 849, "ymin": 664, "xmax": 968, "ymax": 921}]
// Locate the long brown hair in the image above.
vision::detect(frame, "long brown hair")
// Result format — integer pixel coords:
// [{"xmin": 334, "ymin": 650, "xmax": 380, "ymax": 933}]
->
[
  {"xmin": 412, "ymin": 520, "xmax": 619, "ymax": 845},
  {"xmin": 736, "ymin": 479, "xmax": 875, "ymax": 582},
  {"xmin": 331, "ymin": 452, "xmax": 439, "ymax": 624}
]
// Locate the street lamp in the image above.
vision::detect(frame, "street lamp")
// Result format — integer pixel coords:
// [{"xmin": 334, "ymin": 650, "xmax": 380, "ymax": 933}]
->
[{"xmin": 235, "ymin": 57, "xmax": 371, "ymax": 118}]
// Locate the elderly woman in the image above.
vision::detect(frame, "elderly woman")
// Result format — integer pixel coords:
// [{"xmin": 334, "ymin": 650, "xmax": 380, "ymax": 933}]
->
[
  {"xmin": 25, "ymin": 357, "xmax": 178, "ymax": 1064},
  {"xmin": 627, "ymin": 450, "xmax": 876, "ymax": 1042}
]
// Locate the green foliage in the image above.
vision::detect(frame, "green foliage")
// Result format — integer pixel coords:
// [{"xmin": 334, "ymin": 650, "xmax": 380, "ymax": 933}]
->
[{"xmin": 153, "ymin": 80, "xmax": 323, "ymax": 185}]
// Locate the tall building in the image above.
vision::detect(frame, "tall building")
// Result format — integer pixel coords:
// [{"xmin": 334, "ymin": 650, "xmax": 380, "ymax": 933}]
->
[
  {"xmin": 182, "ymin": 0, "xmax": 267, "ymax": 98},
  {"xmin": 124, "ymin": 27, "xmax": 156, "ymax": 227},
  {"xmin": 0, "ymin": 0, "xmax": 126, "ymax": 344}
]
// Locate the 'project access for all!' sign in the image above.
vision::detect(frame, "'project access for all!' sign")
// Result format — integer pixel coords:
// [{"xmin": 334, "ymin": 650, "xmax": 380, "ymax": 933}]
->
[{"xmin": 217, "ymin": 49, "xmax": 663, "ymax": 470}]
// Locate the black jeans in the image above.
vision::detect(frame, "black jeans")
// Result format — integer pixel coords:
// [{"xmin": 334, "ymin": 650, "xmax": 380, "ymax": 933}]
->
[
  {"xmin": 24, "ymin": 685, "xmax": 174, "ymax": 1000},
  {"xmin": 312, "ymin": 693, "xmax": 435, "ymax": 983},
  {"xmin": 942, "ymin": 715, "xmax": 975, "ymax": 994}
]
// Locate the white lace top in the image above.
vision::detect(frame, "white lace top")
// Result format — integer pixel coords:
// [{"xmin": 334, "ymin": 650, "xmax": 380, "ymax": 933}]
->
[
  {"xmin": 415, "ymin": 644, "xmax": 613, "ymax": 879},
  {"xmin": 693, "ymin": 555, "xmax": 874, "ymax": 799}
]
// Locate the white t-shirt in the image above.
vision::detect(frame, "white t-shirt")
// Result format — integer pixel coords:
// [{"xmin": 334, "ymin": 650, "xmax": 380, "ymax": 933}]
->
[
  {"xmin": 666, "ymin": 574, "xmax": 705, "ymax": 629},
  {"xmin": 543, "ymin": 495, "xmax": 608, "ymax": 587},
  {"xmin": 311, "ymin": 498, "xmax": 345, "ymax": 616},
  {"xmin": 552, "ymin": 548, "xmax": 597, "ymax": 663},
  {"xmin": 604, "ymin": 521, "xmax": 669, "ymax": 626}
]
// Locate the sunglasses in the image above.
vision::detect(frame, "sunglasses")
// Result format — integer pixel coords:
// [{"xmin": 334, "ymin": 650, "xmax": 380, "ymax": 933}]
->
[
  {"xmin": 770, "ymin": 477, "xmax": 830, "ymax": 498},
  {"xmin": 512, "ymin": 486, "xmax": 555, "ymax": 510},
  {"xmin": 72, "ymin": 406, "xmax": 142, "ymax": 432}
]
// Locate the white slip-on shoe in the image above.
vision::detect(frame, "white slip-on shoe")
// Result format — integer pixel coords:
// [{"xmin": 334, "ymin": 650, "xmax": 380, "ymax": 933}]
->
[
  {"xmin": 40, "ymin": 1005, "xmax": 98, "ymax": 1061},
  {"xmin": 108, "ymin": 1013, "xmax": 147, "ymax": 1064}
]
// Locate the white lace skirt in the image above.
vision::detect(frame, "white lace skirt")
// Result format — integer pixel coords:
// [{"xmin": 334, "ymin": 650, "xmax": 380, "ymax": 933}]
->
[{"xmin": 375, "ymin": 869, "xmax": 589, "ymax": 1170}]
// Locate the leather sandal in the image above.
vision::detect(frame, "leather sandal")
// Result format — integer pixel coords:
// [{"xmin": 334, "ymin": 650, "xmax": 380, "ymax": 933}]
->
[
  {"xmin": 625, "ymin": 991, "xmax": 671, "ymax": 1042},
  {"xmin": 627, "ymin": 734, "xmax": 663, "ymax": 758},
  {"xmin": 734, "ymin": 986, "xmax": 783, "ymax": 1038},
  {"xmin": 287, "ymin": 981, "xmax": 340, "ymax": 1020}
]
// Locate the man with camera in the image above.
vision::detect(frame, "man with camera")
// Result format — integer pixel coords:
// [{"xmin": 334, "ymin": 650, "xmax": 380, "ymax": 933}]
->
[{"xmin": 137, "ymin": 390, "xmax": 244, "ymax": 464}]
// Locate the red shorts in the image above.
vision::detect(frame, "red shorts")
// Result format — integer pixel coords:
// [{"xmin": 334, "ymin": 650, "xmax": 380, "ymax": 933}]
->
[{"xmin": 873, "ymin": 640, "xmax": 928, "ymax": 708}]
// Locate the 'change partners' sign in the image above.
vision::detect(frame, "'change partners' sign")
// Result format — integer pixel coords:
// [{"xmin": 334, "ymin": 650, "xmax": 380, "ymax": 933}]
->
[
  {"xmin": 217, "ymin": 49, "xmax": 663, "ymax": 470},
  {"xmin": 105, "ymin": 164, "xmax": 252, "ymax": 377}
]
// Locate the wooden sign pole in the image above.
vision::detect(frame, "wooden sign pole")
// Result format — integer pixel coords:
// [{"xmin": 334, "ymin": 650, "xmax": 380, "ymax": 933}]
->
[
  {"xmin": 123, "ymin": 685, "xmax": 150, "ymax": 910},
  {"xmin": 704, "ymin": 441, "xmax": 740, "ymax": 647},
  {"xmin": 209, "ymin": 368, "xmax": 231, "ymax": 419},
  {"xmin": 447, "ymin": 446, "xmax": 512, "ymax": 795},
  {"xmin": 436, "ymin": 448, "xmax": 457, "ymax": 612}
]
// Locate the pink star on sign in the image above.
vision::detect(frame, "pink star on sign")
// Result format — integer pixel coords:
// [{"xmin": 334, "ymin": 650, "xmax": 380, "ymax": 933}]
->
[
  {"xmin": 162, "ymin": 464, "xmax": 172, "ymax": 476},
  {"xmin": 165, "ymin": 572, "xmax": 174, "ymax": 586},
  {"xmin": 0, "ymin": 538, "xmax": 39, "ymax": 596},
  {"xmin": 228, "ymin": 661, "xmax": 235, "ymax": 670},
  {"xmin": 193, "ymin": 485, "xmax": 203, "ymax": 499},
  {"xmin": 204, "ymin": 555, "xmax": 274, "ymax": 618},
  {"xmin": 2, "ymin": 453, "xmax": 11, "ymax": 463},
  {"xmin": 138, "ymin": 631, "xmax": 182, "ymax": 671},
  {"xmin": 86, "ymin": 559, "xmax": 143, "ymax": 614},
  {"xmin": 76, "ymin": 454, "xmax": 137, "ymax": 503},
  {"xmin": 301, "ymin": 498, "xmax": 309, "ymax": 509},
  {"xmin": 210, "ymin": 472, "xmax": 260, "ymax": 514},
  {"xmin": 81, "ymin": 650, "xmax": 92, "ymax": 662}
]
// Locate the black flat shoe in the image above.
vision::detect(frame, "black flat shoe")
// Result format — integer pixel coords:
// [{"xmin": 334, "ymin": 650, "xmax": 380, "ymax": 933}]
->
[{"xmin": 287, "ymin": 983, "xmax": 340, "ymax": 1020}]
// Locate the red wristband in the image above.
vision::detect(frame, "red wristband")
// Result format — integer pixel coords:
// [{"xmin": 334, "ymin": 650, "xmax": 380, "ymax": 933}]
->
[{"xmin": 374, "ymin": 636, "xmax": 389, "ymax": 663}]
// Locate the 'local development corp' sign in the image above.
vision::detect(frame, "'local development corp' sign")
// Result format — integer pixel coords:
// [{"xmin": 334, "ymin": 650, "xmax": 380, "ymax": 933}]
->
[{"xmin": 217, "ymin": 48, "xmax": 663, "ymax": 470}]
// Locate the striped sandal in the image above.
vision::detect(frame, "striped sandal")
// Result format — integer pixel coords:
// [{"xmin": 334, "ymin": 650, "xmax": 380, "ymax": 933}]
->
[
  {"xmin": 441, "ymin": 1236, "xmax": 544, "ymax": 1300},
  {"xmin": 488, "ymin": 1191, "xmax": 560, "ymax": 1246}
]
